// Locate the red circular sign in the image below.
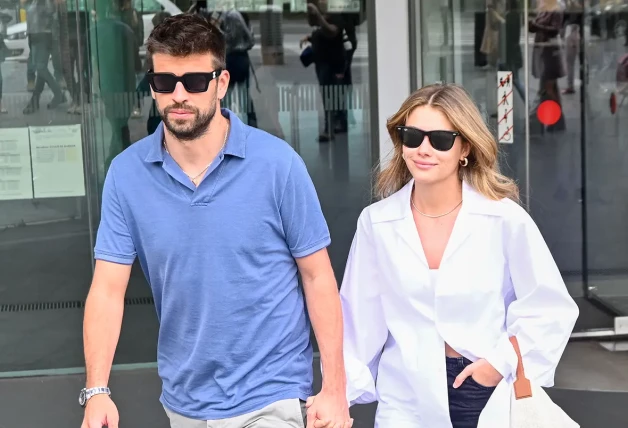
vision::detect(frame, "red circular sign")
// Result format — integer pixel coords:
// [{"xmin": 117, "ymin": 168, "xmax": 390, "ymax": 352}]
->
[
  {"xmin": 610, "ymin": 92, "xmax": 617, "ymax": 115},
  {"xmin": 536, "ymin": 100, "xmax": 562, "ymax": 125}
]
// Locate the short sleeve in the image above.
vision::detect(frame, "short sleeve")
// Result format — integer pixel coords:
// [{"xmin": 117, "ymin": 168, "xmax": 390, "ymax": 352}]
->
[
  {"xmin": 94, "ymin": 164, "xmax": 137, "ymax": 265},
  {"xmin": 279, "ymin": 153, "xmax": 331, "ymax": 258}
]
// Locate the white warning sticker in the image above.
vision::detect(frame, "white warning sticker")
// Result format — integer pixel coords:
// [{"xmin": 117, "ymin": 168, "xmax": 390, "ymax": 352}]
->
[{"xmin": 497, "ymin": 71, "xmax": 514, "ymax": 144}]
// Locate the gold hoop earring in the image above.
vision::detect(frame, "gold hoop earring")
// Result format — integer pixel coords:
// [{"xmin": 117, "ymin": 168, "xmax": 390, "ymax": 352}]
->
[{"xmin": 460, "ymin": 157, "xmax": 469, "ymax": 167}]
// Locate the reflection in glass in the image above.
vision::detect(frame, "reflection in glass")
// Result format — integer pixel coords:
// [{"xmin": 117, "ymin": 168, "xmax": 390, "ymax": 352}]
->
[{"xmin": 0, "ymin": 0, "xmax": 373, "ymax": 373}]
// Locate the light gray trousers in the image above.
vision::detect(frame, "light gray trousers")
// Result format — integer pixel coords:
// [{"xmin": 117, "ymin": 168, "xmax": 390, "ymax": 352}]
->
[{"xmin": 164, "ymin": 398, "xmax": 307, "ymax": 428}]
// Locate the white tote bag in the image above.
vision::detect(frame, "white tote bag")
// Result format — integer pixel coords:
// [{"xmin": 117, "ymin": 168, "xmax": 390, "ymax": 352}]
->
[{"xmin": 509, "ymin": 337, "xmax": 580, "ymax": 428}]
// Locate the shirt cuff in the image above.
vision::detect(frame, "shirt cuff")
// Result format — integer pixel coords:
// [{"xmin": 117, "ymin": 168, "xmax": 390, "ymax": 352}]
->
[
  {"xmin": 94, "ymin": 250, "xmax": 136, "ymax": 265},
  {"xmin": 291, "ymin": 236, "xmax": 331, "ymax": 259},
  {"xmin": 483, "ymin": 334, "xmax": 519, "ymax": 384}
]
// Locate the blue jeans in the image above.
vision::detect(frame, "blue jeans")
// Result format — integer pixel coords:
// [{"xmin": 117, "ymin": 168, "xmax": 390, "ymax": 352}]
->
[
  {"xmin": 29, "ymin": 33, "xmax": 63, "ymax": 99},
  {"xmin": 447, "ymin": 357, "xmax": 496, "ymax": 428},
  {"xmin": 225, "ymin": 51, "xmax": 257, "ymax": 128}
]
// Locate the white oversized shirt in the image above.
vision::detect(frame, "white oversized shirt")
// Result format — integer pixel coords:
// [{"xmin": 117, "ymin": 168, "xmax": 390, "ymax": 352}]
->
[{"xmin": 340, "ymin": 180, "xmax": 579, "ymax": 427}]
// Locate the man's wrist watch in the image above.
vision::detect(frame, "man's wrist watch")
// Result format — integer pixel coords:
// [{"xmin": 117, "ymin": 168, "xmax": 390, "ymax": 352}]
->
[{"xmin": 79, "ymin": 387, "xmax": 111, "ymax": 408}]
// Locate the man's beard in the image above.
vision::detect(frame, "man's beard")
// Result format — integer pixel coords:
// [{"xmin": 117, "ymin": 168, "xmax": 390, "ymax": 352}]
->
[{"xmin": 159, "ymin": 100, "xmax": 217, "ymax": 141}]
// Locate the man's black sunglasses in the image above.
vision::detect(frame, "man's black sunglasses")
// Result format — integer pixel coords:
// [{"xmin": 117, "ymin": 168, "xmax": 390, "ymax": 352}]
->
[
  {"xmin": 146, "ymin": 69, "xmax": 222, "ymax": 93},
  {"xmin": 395, "ymin": 126, "xmax": 461, "ymax": 151}
]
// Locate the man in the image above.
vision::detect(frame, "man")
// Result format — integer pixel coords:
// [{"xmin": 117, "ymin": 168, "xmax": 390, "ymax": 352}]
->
[
  {"xmin": 80, "ymin": 13, "xmax": 352, "ymax": 428},
  {"xmin": 22, "ymin": 0, "xmax": 66, "ymax": 114},
  {"xmin": 303, "ymin": 0, "xmax": 347, "ymax": 142},
  {"xmin": 90, "ymin": 0, "xmax": 137, "ymax": 169},
  {"xmin": 209, "ymin": 7, "xmax": 257, "ymax": 128}
]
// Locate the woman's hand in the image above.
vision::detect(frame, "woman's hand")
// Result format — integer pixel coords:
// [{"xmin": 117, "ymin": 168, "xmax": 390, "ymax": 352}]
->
[{"xmin": 453, "ymin": 358, "xmax": 503, "ymax": 388}]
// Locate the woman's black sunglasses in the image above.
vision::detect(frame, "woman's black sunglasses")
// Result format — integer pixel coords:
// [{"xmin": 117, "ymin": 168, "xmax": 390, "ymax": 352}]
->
[
  {"xmin": 395, "ymin": 126, "xmax": 460, "ymax": 151},
  {"xmin": 146, "ymin": 69, "xmax": 222, "ymax": 93}
]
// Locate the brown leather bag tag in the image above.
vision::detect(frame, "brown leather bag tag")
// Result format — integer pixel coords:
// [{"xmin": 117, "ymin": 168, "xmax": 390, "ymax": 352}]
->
[{"xmin": 510, "ymin": 336, "xmax": 533, "ymax": 400}]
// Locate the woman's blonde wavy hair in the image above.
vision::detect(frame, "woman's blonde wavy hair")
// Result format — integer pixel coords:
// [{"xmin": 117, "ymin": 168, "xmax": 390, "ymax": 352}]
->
[{"xmin": 375, "ymin": 83, "xmax": 519, "ymax": 202}]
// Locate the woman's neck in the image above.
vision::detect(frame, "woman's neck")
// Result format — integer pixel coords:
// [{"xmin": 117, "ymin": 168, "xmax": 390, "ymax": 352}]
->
[{"xmin": 412, "ymin": 176, "xmax": 463, "ymax": 216}]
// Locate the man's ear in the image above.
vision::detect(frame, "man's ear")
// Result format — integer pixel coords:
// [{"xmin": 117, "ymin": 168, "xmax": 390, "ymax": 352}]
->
[{"xmin": 217, "ymin": 69, "xmax": 230, "ymax": 100}]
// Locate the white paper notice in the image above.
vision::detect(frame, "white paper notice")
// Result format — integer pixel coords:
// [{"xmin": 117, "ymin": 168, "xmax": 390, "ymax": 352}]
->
[
  {"xmin": 291, "ymin": 0, "xmax": 360, "ymax": 12},
  {"xmin": 497, "ymin": 71, "xmax": 514, "ymax": 144},
  {"xmin": 206, "ymin": 0, "xmax": 272, "ymax": 11},
  {"xmin": 328, "ymin": 0, "xmax": 361, "ymax": 12},
  {"xmin": 30, "ymin": 125, "xmax": 86, "ymax": 198},
  {"xmin": 291, "ymin": 0, "xmax": 307, "ymax": 12},
  {"xmin": 0, "ymin": 128, "xmax": 34, "ymax": 200}
]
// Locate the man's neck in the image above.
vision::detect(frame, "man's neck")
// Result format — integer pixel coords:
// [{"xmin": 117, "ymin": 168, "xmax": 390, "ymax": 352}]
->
[{"xmin": 164, "ymin": 114, "xmax": 230, "ymax": 172}]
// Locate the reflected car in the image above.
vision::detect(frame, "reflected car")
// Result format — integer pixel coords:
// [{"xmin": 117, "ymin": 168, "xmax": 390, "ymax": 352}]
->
[{"xmin": 2, "ymin": 0, "xmax": 182, "ymax": 62}]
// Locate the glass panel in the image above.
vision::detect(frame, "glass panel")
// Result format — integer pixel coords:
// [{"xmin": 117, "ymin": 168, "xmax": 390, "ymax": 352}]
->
[
  {"xmin": 0, "ymin": 0, "xmax": 95, "ymax": 372},
  {"xmin": 583, "ymin": 0, "xmax": 628, "ymax": 315},
  {"xmin": 1, "ymin": 0, "xmax": 374, "ymax": 373},
  {"xmin": 420, "ymin": 0, "xmax": 455, "ymax": 84},
  {"xmin": 525, "ymin": 0, "xmax": 585, "ymax": 303},
  {"xmin": 418, "ymin": 0, "xmax": 528, "ymax": 198},
  {"xmin": 416, "ymin": 1, "xmax": 595, "ymax": 320}
]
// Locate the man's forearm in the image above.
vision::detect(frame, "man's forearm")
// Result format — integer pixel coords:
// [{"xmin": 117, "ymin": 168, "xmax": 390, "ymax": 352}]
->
[
  {"xmin": 304, "ymin": 274, "xmax": 346, "ymax": 394},
  {"xmin": 319, "ymin": 18, "xmax": 339, "ymax": 37},
  {"xmin": 83, "ymin": 288, "xmax": 125, "ymax": 388}
]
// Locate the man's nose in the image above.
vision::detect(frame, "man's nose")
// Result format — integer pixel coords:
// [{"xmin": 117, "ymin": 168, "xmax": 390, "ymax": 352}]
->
[{"xmin": 171, "ymin": 82, "xmax": 189, "ymax": 103}]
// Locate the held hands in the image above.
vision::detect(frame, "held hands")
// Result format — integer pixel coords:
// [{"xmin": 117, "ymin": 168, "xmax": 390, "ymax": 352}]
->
[
  {"xmin": 453, "ymin": 358, "xmax": 503, "ymax": 389},
  {"xmin": 81, "ymin": 395, "xmax": 119, "ymax": 428},
  {"xmin": 305, "ymin": 389, "xmax": 353, "ymax": 428}
]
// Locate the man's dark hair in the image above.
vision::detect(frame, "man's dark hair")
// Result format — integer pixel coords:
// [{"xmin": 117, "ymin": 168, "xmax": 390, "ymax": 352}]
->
[{"xmin": 147, "ymin": 13, "xmax": 226, "ymax": 68}]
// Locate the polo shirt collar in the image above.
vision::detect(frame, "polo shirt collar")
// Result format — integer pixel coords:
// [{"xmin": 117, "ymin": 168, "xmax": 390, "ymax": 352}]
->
[
  {"xmin": 143, "ymin": 108, "xmax": 247, "ymax": 163},
  {"xmin": 222, "ymin": 109, "xmax": 247, "ymax": 159}
]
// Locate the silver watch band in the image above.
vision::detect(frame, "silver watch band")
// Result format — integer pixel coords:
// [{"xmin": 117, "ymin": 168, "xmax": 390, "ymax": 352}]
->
[{"xmin": 79, "ymin": 386, "xmax": 111, "ymax": 407}]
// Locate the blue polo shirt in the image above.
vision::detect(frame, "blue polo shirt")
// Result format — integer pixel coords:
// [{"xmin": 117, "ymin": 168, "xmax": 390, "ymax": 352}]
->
[{"xmin": 94, "ymin": 109, "xmax": 331, "ymax": 419}]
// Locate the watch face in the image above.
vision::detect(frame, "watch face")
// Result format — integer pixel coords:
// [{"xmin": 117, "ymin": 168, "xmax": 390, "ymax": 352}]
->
[{"xmin": 79, "ymin": 389, "xmax": 86, "ymax": 407}]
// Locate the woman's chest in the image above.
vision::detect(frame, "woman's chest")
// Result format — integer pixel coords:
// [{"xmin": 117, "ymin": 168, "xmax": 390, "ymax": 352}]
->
[
  {"xmin": 413, "ymin": 212, "xmax": 458, "ymax": 270},
  {"xmin": 375, "ymin": 218, "xmax": 507, "ymax": 301}
]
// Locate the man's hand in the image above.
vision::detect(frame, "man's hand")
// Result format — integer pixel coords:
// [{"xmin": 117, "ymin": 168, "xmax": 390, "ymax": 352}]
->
[
  {"xmin": 306, "ymin": 3, "xmax": 321, "ymax": 16},
  {"xmin": 305, "ymin": 391, "xmax": 353, "ymax": 428},
  {"xmin": 306, "ymin": 3, "xmax": 323, "ymax": 24},
  {"xmin": 453, "ymin": 358, "xmax": 503, "ymax": 389},
  {"xmin": 81, "ymin": 394, "xmax": 119, "ymax": 428}
]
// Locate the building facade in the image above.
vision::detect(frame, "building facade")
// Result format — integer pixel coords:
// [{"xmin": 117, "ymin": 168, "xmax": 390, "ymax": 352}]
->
[{"xmin": 0, "ymin": 0, "xmax": 626, "ymax": 426}]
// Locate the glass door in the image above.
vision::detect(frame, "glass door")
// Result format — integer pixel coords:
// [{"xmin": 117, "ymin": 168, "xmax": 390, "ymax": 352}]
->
[
  {"xmin": 414, "ymin": 0, "xmax": 627, "ymax": 333},
  {"xmin": 582, "ymin": 0, "xmax": 628, "ymax": 325},
  {"xmin": 419, "ymin": 0, "xmax": 457, "ymax": 85},
  {"xmin": 0, "ymin": 0, "xmax": 97, "ymax": 374}
]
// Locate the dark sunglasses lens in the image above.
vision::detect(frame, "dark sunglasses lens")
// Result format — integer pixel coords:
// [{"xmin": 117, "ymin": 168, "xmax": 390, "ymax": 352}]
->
[
  {"xmin": 151, "ymin": 74, "xmax": 177, "ymax": 92},
  {"xmin": 397, "ymin": 127, "xmax": 425, "ymax": 148},
  {"xmin": 183, "ymin": 74, "xmax": 210, "ymax": 92},
  {"xmin": 429, "ymin": 131, "xmax": 456, "ymax": 151}
]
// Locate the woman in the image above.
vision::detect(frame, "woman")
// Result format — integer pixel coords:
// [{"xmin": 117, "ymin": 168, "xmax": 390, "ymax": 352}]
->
[
  {"xmin": 480, "ymin": 0, "xmax": 505, "ymax": 68},
  {"xmin": 529, "ymin": 0, "xmax": 566, "ymax": 131},
  {"xmin": 335, "ymin": 84, "xmax": 579, "ymax": 427}
]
